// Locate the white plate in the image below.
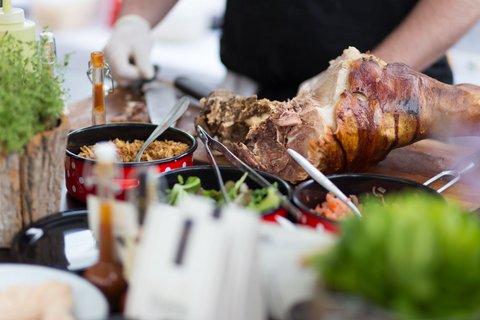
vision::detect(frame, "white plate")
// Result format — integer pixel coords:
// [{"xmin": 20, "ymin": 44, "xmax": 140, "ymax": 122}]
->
[{"xmin": 0, "ymin": 264, "xmax": 108, "ymax": 319}]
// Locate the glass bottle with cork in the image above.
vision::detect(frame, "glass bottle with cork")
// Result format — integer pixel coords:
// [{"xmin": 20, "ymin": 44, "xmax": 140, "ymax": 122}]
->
[
  {"xmin": 39, "ymin": 31, "xmax": 56, "ymax": 77},
  {"xmin": 83, "ymin": 142, "xmax": 128, "ymax": 313},
  {"xmin": 88, "ymin": 51, "xmax": 113, "ymax": 126}
]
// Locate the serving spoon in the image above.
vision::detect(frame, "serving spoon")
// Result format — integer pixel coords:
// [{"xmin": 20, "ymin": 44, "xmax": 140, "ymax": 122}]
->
[
  {"xmin": 287, "ymin": 148, "xmax": 362, "ymax": 217},
  {"xmin": 134, "ymin": 97, "xmax": 190, "ymax": 162}
]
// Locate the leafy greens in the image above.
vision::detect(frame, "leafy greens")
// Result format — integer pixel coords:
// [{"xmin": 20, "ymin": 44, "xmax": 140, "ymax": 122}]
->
[
  {"xmin": 309, "ymin": 192, "xmax": 480, "ymax": 319},
  {"xmin": 166, "ymin": 173, "xmax": 281, "ymax": 213}
]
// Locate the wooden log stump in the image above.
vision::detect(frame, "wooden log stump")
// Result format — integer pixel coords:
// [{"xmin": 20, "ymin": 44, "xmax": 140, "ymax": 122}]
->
[{"xmin": 0, "ymin": 115, "xmax": 69, "ymax": 247}]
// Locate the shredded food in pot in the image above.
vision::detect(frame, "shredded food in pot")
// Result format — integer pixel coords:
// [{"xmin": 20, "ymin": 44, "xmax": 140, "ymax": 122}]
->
[
  {"xmin": 79, "ymin": 138, "xmax": 189, "ymax": 162},
  {"xmin": 314, "ymin": 192, "xmax": 361, "ymax": 221}
]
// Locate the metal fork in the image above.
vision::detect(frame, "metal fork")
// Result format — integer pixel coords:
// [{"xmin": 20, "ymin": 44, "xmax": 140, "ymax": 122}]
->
[{"xmin": 424, "ymin": 149, "xmax": 480, "ymax": 193}]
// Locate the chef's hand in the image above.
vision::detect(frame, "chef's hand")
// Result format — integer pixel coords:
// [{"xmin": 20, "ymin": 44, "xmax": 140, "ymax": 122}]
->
[{"xmin": 104, "ymin": 15, "xmax": 155, "ymax": 87}]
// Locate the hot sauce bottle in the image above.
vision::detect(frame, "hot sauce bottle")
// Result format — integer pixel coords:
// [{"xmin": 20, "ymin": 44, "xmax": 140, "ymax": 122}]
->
[
  {"xmin": 83, "ymin": 142, "xmax": 127, "ymax": 313},
  {"xmin": 89, "ymin": 51, "xmax": 107, "ymax": 125}
]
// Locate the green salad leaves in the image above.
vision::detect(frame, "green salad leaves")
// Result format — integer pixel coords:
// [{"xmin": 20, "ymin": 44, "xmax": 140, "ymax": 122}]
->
[
  {"xmin": 0, "ymin": 34, "xmax": 67, "ymax": 154},
  {"xmin": 310, "ymin": 192, "xmax": 480, "ymax": 319},
  {"xmin": 166, "ymin": 173, "xmax": 281, "ymax": 214}
]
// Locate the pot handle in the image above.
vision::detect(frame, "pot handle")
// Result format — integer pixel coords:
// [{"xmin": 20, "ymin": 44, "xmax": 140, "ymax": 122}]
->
[{"xmin": 423, "ymin": 149, "xmax": 480, "ymax": 193}]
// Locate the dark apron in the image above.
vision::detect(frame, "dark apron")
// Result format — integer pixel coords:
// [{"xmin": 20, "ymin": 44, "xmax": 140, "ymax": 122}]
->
[{"xmin": 220, "ymin": 0, "xmax": 453, "ymax": 100}]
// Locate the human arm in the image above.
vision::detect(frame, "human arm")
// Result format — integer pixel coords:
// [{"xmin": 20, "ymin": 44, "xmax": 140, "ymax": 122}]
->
[
  {"xmin": 300, "ymin": 0, "xmax": 480, "ymax": 94},
  {"xmin": 104, "ymin": 0, "xmax": 179, "ymax": 86},
  {"xmin": 372, "ymin": 0, "xmax": 480, "ymax": 71},
  {"xmin": 118, "ymin": 0, "xmax": 178, "ymax": 27}
]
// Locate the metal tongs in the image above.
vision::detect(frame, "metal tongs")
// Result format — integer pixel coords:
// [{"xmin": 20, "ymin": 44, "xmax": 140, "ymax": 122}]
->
[
  {"xmin": 424, "ymin": 149, "xmax": 480, "ymax": 193},
  {"xmin": 196, "ymin": 125, "xmax": 304, "ymax": 222}
]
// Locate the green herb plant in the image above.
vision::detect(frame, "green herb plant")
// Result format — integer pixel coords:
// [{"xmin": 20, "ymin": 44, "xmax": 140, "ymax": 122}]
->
[
  {"xmin": 310, "ymin": 192, "xmax": 480, "ymax": 319},
  {"xmin": 0, "ymin": 33, "xmax": 67, "ymax": 155}
]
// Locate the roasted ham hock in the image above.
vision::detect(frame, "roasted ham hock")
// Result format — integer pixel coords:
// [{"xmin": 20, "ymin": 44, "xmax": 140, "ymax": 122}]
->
[{"xmin": 196, "ymin": 47, "xmax": 480, "ymax": 183}]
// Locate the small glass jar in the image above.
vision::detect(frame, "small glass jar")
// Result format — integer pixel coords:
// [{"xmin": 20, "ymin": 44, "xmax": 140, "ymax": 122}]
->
[{"xmin": 87, "ymin": 51, "xmax": 114, "ymax": 126}]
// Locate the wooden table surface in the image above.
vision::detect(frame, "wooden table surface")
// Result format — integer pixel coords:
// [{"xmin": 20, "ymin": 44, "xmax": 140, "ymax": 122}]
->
[{"xmin": 68, "ymin": 89, "xmax": 480, "ymax": 211}]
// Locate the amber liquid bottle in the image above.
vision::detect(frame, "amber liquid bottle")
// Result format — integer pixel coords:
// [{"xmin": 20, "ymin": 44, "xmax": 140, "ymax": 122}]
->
[
  {"xmin": 83, "ymin": 143, "xmax": 127, "ymax": 313},
  {"xmin": 90, "ymin": 51, "xmax": 107, "ymax": 125}
]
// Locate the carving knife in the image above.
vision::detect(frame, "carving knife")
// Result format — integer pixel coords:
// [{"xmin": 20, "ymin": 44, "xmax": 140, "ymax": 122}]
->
[
  {"xmin": 143, "ymin": 81, "xmax": 178, "ymax": 125},
  {"xmin": 174, "ymin": 76, "xmax": 213, "ymax": 101},
  {"xmin": 128, "ymin": 65, "xmax": 178, "ymax": 125}
]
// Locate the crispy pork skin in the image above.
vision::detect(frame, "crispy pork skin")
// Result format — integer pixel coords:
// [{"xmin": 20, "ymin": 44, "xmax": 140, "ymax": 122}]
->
[{"xmin": 196, "ymin": 47, "xmax": 480, "ymax": 183}]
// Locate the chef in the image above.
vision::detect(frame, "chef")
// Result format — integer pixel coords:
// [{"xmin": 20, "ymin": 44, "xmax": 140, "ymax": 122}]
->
[{"xmin": 104, "ymin": 0, "xmax": 480, "ymax": 101}]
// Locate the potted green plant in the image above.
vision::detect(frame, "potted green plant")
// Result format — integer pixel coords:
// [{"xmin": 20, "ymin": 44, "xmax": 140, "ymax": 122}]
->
[{"xmin": 0, "ymin": 34, "xmax": 69, "ymax": 247}]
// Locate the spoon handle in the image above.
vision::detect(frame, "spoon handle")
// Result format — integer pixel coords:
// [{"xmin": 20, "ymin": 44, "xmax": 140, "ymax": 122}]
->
[
  {"xmin": 134, "ymin": 97, "xmax": 190, "ymax": 162},
  {"xmin": 287, "ymin": 149, "xmax": 362, "ymax": 217}
]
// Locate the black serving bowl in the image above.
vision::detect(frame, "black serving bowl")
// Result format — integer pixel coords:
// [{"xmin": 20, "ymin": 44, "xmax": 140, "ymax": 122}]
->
[
  {"xmin": 11, "ymin": 209, "xmax": 95, "ymax": 273},
  {"xmin": 293, "ymin": 173, "xmax": 442, "ymax": 232},
  {"xmin": 158, "ymin": 165, "xmax": 292, "ymax": 222},
  {"xmin": 65, "ymin": 123, "xmax": 197, "ymax": 202}
]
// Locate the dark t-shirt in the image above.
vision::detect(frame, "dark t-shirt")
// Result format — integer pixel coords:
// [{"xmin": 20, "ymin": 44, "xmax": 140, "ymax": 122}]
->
[{"xmin": 220, "ymin": 0, "xmax": 453, "ymax": 100}]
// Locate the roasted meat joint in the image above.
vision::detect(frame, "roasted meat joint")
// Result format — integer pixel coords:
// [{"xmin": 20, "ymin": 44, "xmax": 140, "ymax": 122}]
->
[{"xmin": 196, "ymin": 47, "xmax": 480, "ymax": 183}]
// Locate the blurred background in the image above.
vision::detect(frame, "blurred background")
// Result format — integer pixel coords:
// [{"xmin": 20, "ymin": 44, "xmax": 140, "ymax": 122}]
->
[{"xmin": 8, "ymin": 0, "xmax": 480, "ymax": 105}]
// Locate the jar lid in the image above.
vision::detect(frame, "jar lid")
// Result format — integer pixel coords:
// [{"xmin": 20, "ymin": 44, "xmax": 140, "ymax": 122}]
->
[{"xmin": 0, "ymin": 7, "xmax": 26, "ymax": 25}]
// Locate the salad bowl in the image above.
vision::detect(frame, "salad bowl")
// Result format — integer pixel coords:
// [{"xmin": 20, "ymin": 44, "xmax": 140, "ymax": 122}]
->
[{"xmin": 158, "ymin": 165, "xmax": 292, "ymax": 223}]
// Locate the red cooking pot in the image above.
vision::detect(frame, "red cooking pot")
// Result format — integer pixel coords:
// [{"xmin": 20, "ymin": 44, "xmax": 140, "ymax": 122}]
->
[{"xmin": 65, "ymin": 123, "xmax": 197, "ymax": 202}]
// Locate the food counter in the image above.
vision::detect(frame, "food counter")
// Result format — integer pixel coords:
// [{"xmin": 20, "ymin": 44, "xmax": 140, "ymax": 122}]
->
[
  {"xmin": 1, "ymin": 73, "xmax": 479, "ymax": 320},
  {"xmin": 68, "ymin": 87, "xmax": 480, "ymax": 211}
]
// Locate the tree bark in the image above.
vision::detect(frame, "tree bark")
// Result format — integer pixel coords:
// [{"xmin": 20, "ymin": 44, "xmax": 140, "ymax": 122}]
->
[{"xmin": 0, "ymin": 115, "xmax": 69, "ymax": 247}]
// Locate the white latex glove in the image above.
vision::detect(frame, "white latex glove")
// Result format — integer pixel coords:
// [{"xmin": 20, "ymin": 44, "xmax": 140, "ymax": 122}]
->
[{"xmin": 104, "ymin": 15, "xmax": 155, "ymax": 87}]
